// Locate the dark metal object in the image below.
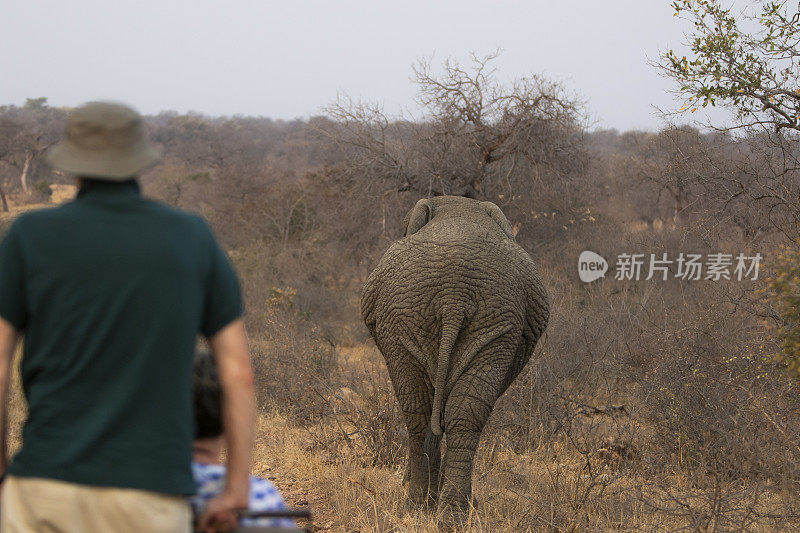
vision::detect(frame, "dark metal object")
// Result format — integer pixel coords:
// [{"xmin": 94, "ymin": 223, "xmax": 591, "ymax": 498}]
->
[
  {"xmin": 233, "ymin": 507, "xmax": 314, "ymax": 533},
  {"xmin": 238, "ymin": 508, "xmax": 312, "ymax": 520}
]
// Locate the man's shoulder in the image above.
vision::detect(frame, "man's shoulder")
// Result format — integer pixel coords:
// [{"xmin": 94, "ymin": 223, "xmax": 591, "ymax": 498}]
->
[
  {"xmin": 10, "ymin": 204, "xmax": 73, "ymax": 233},
  {"xmin": 11, "ymin": 200, "xmax": 215, "ymax": 244},
  {"xmin": 139, "ymin": 199, "xmax": 209, "ymax": 228}
]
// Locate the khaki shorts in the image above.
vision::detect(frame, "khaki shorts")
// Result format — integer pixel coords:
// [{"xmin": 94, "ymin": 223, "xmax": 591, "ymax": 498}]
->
[{"xmin": 0, "ymin": 475, "xmax": 191, "ymax": 533}]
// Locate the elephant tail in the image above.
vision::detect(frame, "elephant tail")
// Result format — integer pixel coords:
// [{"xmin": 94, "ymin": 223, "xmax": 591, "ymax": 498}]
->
[
  {"xmin": 430, "ymin": 312, "xmax": 463, "ymax": 436},
  {"xmin": 422, "ymin": 426, "xmax": 441, "ymax": 483}
]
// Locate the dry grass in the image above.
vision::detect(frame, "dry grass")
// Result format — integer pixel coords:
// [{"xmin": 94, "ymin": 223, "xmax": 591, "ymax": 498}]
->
[
  {"xmin": 8, "ymin": 371, "xmax": 795, "ymax": 533},
  {"xmin": 252, "ymin": 408, "xmax": 796, "ymax": 532},
  {"xmin": 247, "ymin": 342, "xmax": 800, "ymax": 532}
]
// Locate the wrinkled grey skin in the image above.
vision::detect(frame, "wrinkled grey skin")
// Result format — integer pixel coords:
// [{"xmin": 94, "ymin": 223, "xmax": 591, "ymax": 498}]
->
[{"xmin": 361, "ymin": 196, "xmax": 549, "ymax": 519}]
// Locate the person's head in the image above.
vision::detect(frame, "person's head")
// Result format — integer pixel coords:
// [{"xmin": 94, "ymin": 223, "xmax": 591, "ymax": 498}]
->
[
  {"xmin": 193, "ymin": 349, "xmax": 223, "ymax": 440},
  {"xmin": 46, "ymin": 101, "xmax": 160, "ymax": 180}
]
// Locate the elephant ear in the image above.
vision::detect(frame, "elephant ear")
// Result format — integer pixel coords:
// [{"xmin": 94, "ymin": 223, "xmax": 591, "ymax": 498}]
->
[
  {"xmin": 480, "ymin": 201, "xmax": 516, "ymax": 240},
  {"xmin": 405, "ymin": 199, "xmax": 433, "ymax": 237}
]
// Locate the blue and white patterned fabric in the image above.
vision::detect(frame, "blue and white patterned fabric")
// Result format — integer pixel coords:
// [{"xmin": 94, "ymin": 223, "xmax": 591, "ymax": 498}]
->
[{"xmin": 190, "ymin": 462, "xmax": 295, "ymax": 528}]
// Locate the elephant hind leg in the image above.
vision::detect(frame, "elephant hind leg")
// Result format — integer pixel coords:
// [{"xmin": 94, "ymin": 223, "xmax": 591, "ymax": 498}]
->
[
  {"xmin": 438, "ymin": 404, "xmax": 489, "ymax": 519},
  {"xmin": 381, "ymin": 345, "xmax": 440, "ymax": 508},
  {"xmin": 438, "ymin": 342, "xmax": 514, "ymax": 521}
]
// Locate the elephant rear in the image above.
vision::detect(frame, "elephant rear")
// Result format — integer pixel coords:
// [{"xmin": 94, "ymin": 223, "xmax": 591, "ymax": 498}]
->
[
  {"xmin": 362, "ymin": 227, "xmax": 547, "ymax": 434},
  {"xmin": 360, "ymin": 196, "xmax": 549, "ymax": 518}
]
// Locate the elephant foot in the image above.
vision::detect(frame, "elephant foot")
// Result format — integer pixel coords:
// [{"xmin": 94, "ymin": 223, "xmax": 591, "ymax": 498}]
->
[
  {"xmin": 404, "ymin": 464, "xmax": 440, "ymax": 511},
  {"xmin": 405, "ymin": 485, "xmax": 438, "ymax": 512},
  {"xmin": 436, "ymin": 502, "xmax": 471, "ymax": 531},
  {"xmin": 436, "ymin": 488, "xmax": 477, "ymax": 528}
]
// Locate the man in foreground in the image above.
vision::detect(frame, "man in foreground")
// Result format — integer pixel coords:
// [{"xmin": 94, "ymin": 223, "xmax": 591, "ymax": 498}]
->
[{"xmin": 0, "ymin": 102, "xmax": 256, "ymax": 532}]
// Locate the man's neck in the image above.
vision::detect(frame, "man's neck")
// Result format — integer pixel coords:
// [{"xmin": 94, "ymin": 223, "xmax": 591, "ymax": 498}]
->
[{"xmin": 75, "ymin": 177, "xmax": 141, "ymax": 198}]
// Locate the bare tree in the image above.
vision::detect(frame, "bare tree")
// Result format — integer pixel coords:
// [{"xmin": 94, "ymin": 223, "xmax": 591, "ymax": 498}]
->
[
  {"xmin": 319, "ymin": 51, "xmax": 587, "ymax": 201},
  {"xmin": 413, "ymin": 51, "xmax": 586, "ymax": 197}
]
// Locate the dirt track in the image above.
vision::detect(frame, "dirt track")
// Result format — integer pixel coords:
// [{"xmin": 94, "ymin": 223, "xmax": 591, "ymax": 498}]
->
[{"xmin": 0, "ymin": 184, "xmax": 77, "ymax": 222}]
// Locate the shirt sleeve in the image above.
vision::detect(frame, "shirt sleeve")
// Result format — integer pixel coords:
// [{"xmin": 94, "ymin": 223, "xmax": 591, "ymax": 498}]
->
[
  {"xmin": 0, "ymin": 222, "xmax": 27, "ymax": 331},
  {"xmin": 200, "ymin": 222, "xmax": 243, "ymax": 339}
]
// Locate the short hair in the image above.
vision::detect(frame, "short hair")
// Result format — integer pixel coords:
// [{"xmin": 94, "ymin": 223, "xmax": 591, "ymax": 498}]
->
[{"xmin": 193, "ymin": 349, "xmax": 223, "ymax": 439}]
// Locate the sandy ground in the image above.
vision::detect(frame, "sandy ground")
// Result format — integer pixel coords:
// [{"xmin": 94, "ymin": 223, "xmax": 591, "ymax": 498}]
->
[{"xmin": 0, "ymin": 184, "xmax": 77, "ymax": 222}]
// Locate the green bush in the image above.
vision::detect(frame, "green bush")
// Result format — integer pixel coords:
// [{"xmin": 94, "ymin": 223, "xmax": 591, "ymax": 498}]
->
[{"xmin": 766, "ymin": 243, "xmax": 800, "ymax": 377}]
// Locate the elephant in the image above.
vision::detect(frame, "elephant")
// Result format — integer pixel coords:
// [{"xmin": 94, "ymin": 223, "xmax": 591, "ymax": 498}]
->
[{"xmin": 360, "ymin": 196, "xmax": 549, "ymax": 520}]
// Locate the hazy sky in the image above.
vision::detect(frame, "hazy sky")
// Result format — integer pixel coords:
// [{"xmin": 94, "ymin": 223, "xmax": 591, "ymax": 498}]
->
[{"xmin": 1, "ymin": 0, "xmax": 707, "ymax": 131}]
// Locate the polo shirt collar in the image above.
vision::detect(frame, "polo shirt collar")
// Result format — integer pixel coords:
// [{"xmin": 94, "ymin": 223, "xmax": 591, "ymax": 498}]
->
[{"xmin": 77, "ymin": 179, "xmax": 141, "ymax": 199}]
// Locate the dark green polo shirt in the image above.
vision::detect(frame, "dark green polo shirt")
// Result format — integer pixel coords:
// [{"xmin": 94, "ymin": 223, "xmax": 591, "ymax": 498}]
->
[{"xmin": 0, "ymin": 179, "xmax": 242, "ymax": 495}]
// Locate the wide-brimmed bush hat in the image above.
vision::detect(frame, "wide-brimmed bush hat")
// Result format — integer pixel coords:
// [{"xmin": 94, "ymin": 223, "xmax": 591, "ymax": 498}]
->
[{"xmin": 46, "ymin": 101, "xmax": 161, "ymax": 179}]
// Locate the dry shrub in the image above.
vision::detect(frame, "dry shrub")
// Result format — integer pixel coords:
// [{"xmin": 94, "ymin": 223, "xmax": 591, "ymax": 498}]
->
[
  {"xmin": 339, "ymin": 364, "xmax": 406, "ymax": 468},
  {"xmin": 310, "ymin": 361, "xmax": 407, "ymax": 469},
  {"xmin": 479, "ymin": 218, "xmax": 800, "ymax": 529},
  {"xmin": 641, "ymin": 336, "xmax": 800, "ymax": 481},
  {"xmin": 249, "ymin": 289, "xmax": 339, "ymax": 420}
]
